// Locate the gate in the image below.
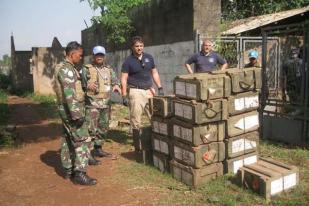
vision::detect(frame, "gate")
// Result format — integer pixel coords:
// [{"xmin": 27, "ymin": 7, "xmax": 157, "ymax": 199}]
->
[
  {"xmin": 261, "ymin": 21, "xmax": 309, "ymax": 145},
  {"xmin": 196, "ymin": 36, "xmax": 280, "ymax": 74}
]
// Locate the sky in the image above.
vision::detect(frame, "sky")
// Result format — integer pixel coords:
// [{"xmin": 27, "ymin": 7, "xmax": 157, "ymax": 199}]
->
[{"xmin": 0, "ymin": 0, "xmax": 100, "ymax": 59}]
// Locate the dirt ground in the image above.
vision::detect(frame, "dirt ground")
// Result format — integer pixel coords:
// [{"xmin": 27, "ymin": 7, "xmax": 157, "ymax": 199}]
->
[{"xmin": 0, "ymin": 96, "xmax": 158, "ymax": 206}]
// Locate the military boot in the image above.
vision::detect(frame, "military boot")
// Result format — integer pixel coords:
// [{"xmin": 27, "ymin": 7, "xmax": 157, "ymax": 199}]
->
[
  {"xmin": 132, "ymin": 129, "xmax": 142, "ymax": 152},
  {"xmin": 73, "ymin": 171, "xmax": 97, "ymax": 186},
  {"xmin": 94, "ymin": 145, "xmax": 114, "ymax": 158},
  {"xmin": 63, "ymin": 168, "xmax": 74, "ymax": 179},
  {"xmin": 88, "ymin": 153, "xmax": 101, "ymax": 166}
]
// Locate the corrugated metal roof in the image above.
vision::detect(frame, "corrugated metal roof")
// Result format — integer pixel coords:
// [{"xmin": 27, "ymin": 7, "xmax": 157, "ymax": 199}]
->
[{"xmin": 222, "ymin": 6, "xmax": 309, "ymax": 35}]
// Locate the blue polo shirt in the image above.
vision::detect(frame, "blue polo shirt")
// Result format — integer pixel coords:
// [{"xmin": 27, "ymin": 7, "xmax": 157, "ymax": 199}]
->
[
  {"xmin": 186, "ymin": 51, "xmax": 227, "ymax": 72},
  {"xmin": 121, "ymin": 52, "xmax": 155, "ymax": 88}
]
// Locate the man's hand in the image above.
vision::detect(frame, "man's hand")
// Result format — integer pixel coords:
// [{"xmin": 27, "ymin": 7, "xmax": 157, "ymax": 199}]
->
[
  {"xmin": 122, "ymin": 96, "xmax": 129, "ymax": 106},
  {"xmin": 73, "ymin": 117, "xmax": 84, "ymax": 128},
  {"xmin": 87, "ymin": 82, "xmax": 98, "ymax": 92},
  {"xmin": 112, "ymin": 85, "xmax": 121, "ymax": 94},
  {"xmin": 158, "ymin": 87, "xmax": 164, "ymax": 96}
]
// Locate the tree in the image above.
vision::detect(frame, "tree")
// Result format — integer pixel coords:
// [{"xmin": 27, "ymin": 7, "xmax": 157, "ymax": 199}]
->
[
  {"xmin": 82, "ymin": 0, "xmax": 150, "ymax": 45},
  {"xmin": 222, "ymin": 0, "xmax": 309, "ymax": 21}
]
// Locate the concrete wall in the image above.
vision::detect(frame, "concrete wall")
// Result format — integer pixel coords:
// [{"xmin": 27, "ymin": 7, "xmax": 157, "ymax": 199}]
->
[
  {"xmin": 85, "ymin": 40, "xmax": 195, "ymax": 95},
  {"xmin": 193, "ymin": 0, "xmax": 221, "ymax": 37},
  {"xmin": 11, "ymin": 51, "xmax": 33, "ymax": 91},
  {"xmin": 32, "ymin": 47, "xmax": 64, "ymax": 95},
  {"xmin": 82, "ymin": 0, "xmax": 221, "ymax": 56}
]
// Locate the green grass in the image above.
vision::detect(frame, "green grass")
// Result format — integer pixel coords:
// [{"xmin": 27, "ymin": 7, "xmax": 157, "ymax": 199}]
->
[
  {"xmin": 0, "ymin": 89, "xmax": 15, "ymax": 148},
  {"xmin": 105, "ymin": 105, "xmax": 309, "ymax": 206},
  {"xmin": 0, "ymin": 89, "xmax": 8, "ymax": 125},
  {"xmin": 26, "ymin": 93, "xmax": 59, "ymax": 121}
]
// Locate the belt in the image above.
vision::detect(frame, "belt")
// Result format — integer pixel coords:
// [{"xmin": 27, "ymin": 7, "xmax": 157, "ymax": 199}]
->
[{"xmin": 128, "ymin": 85, "xmax": 150, "ymax": 90}]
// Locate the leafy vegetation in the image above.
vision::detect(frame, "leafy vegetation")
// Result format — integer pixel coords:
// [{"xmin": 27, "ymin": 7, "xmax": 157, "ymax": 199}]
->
[
  {"xmin": 83, "ymin": 0, "xmax": 150, "ymax": 44},
  {"xmin": 0, "ymin": 90, "xmax": 15, "ymax": 148},
  {"xmin": 222, "ymin": 0, "xmax": 309, "ymax": 21}
]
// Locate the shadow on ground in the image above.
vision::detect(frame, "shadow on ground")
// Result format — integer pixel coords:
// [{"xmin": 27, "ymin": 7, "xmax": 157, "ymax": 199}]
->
[{"xmin": 40, "ymin": 150, "xmax": 66, "ymax": 178}]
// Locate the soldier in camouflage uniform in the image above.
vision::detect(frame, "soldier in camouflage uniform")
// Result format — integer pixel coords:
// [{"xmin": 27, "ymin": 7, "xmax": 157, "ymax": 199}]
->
[
  {"xmin": 54, "ymin": 41, "xmax": 97, "ymax": 186},
  {"xmin": 82, "ymin": 46, "xmax": 121, "ymax": 161}
]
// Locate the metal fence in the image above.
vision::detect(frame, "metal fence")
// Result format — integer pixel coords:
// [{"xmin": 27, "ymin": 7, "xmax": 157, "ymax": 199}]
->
[
  {"xmin": 261, "ymin": 21, "xmax": 308, "ymax": 145},
  {"xmin": 196, "ymin": 36, "xmax": 279, "ymax": 71}
]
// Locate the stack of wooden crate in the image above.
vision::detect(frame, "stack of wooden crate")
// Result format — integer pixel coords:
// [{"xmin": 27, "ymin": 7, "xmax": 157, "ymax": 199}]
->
[
  {"xmin": 150, "ymin": 69, "xmax": 262, "ymax": 181},
  {"xmin": 149, "ymin": 95, "xmax": 174, "ymax": 172},
  {"xmin": 169, "ymin": 71, "xmax": 231, "ymax": 187},
  {"xmin": 223, "ymin": 68, "xmax": 261, "ymax": 175}
]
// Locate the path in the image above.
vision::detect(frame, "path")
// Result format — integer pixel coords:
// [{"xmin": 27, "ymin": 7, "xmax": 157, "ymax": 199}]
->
[{"xmin": 0, "ymin": 96, "xmax": 156, "ymax": 206}]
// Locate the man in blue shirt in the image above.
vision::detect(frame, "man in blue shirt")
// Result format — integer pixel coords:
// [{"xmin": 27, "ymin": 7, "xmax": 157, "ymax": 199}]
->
[
  {"xmin": 185, "ymin": 39, "xmax": 228, "ymax": 73},
  {"xmin": 121, "ymin": 36, "xmax": 163, "ymax": 153}
]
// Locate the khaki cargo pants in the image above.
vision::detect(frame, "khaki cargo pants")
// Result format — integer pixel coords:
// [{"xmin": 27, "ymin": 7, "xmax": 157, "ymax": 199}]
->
[{"xmin": 128, "ymin": 88, "xmax": 153, "ymax": 130}]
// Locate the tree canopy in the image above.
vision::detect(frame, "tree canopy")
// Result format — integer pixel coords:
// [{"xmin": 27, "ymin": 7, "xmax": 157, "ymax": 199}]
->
[
  {"xmin": 83, "ymin": 0, "xmax": 150, "ymax": 45},
  {"xmin": 222, "ymin": 0, "xmax": 309, "ymax": 21}
]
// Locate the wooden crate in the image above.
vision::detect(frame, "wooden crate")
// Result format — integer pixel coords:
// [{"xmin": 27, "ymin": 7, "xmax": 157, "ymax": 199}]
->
[
  {"xmin": 170, "ymin": 160, "xmax": 223, "ymax": 188},
  {"xmin": 172, "ymin": 140, "xmax": 225, "ymax": 168},
  {"xmin": 227, "ymin": 91, "xmax": 259, "ymax": 116},
  {"xmin": 226, "ymin": 111, "xmax": 259, "ymax": 137},
  {"xmin": 171, "ymin": 118, "xmax": 225, "ymax": 146},
  {"xmin": 225, "ymin": 131, "xmax": 259, "ymax": 158},
  {"xmin": 224, "ymin": 152, "xmax": 258, "ymax": 174},
  {"xmin": 236, "ymin": 157, "xmax": 299, "ymax": 199},
  {"xmin": 149, "ymin": 95, "xmax": 174, "ymax": 118},
  {"xmin": 174, "ymin": 72, "xmax": 231, "ymax": 101},
  {"xmin": 173, "ymin": 98, "xmax": 228, "ymax": 124},
  {"xmin": 153, "ymin": 151, "xmax": 170, "ymax": 173}
]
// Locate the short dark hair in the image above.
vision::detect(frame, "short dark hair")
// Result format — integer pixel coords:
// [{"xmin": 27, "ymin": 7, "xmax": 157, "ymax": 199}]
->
[
  {"xmin": 131, "ymin": 36, "xmax": 144, "ymax": 47},
  {"xmin": 65, "ymin": 41, "xmax": 82, "ymax": 56}
]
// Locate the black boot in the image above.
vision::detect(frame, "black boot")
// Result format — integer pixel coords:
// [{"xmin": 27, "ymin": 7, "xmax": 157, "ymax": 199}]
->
[
  {"xmin": 73, "ymin": 171, "xmax": 97, "ymax": 186},
  {"xmin": 88, "ymin": 153, "xmax": 101, "ymax": 166},
  {"xmin": 94, "ymin": 145, "xmax": 113, "ymax": 158},
  {"xmin": 132, "ymin": 129, "xmax": 142, "ymax": 151},
  {"xmin": 63, "ymin": 168, "xmax": 74, "ymax": 179}
]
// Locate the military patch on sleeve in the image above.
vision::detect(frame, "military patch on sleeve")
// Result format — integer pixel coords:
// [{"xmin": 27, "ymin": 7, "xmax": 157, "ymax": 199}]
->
[{"xmin": 67, "ymin": 71, "xmax": 74, "ymax": 78}]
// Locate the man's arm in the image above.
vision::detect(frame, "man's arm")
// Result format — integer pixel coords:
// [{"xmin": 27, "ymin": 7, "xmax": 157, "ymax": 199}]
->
[
  {"xmin": 58, "ymin": 68, "xmax": 83, "ymax": 120},
  {"xmin": 185, "ymin": 64, "xmax": 194, "ymax": 74},
  {"xmin": 151, "ymin": 68, "xmax": 162, "ymax": 88},
  {"xmin": 221, "ymin": 63, "xmax": 228, "ymax": 70},
  {"xmin": 121, "ymin": 72, "xmax": 129, "ymax": 96}
]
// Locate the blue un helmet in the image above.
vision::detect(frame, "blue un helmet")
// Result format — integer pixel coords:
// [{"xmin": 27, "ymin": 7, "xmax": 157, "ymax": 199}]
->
[
  {"xmin": 248, "ymin": 50, "xmax": 258, "ymax": 59},
  {"xmin": 93, "ymin": 46, "xmax": 106, "ymax": 55}
]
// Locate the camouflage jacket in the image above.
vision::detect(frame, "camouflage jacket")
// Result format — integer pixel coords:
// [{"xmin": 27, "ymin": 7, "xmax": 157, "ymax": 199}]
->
[
  {"xmin": 55, "ymin": 60, "xmax": 85, "ymax": 120},
  {"xmin": 82, "ymin": 63, "xmax": 119, "ymax": 108}
]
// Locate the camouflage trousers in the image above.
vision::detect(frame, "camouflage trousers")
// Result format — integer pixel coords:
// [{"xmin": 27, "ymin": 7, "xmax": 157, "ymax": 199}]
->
[
  {"xmin": 85, "ymin": 107, "xmax": 110, "ymax": 147},
  {"xmin": 58, "ymin": 105, "xmax": 91, "ymax": 172}
]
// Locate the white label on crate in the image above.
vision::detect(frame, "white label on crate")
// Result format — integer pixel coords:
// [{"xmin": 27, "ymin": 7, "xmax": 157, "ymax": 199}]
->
[
  {"xmin": 234, "ymin": 115, "xmax": 259, "ymax": 131},
  {"xmin": 152, "ymin": 121, "xmax": 159, "ymax": 133},
  {"xmin": 182, "ymin": 127, "xmax": 192, "ymax": 142},
  {"xmin": 186, "ymin": 83, "xmax": 197, "ymax": 98},
  {"xmin": 283, "ymin": 173, "xmax": 297, "ymax": 190},
  {"xmin": 244, "ymin": 155, "xmax": 257, "ymax": 165},
  {"xmin": 159, "ymin": 122, "xmax": 168, "ymax": 135},
  {"xmin": 159, "ymin": 159, "xmax": 164, "ymax": 172},
  {"xmin": 160, "ymin": 140, "xmax": 169, "ymax": 155},
  {"xmin": 232, "ymin": 138, "xmax": 245, "ymax": 154},
  {"xmin": 245, "ymin": 96, "xmax": 259, "ymax": 109},
  {"xmin": 174, "ymin": 146, "xmax": 182, "ymax": 160},
  {"xmin": 271, "ymin": 178, "xmax": 284, "ymax": 195},
  {"xmin": 173, "ymin": 125, "xmax": 180, "ymax": 138},
  {"xmin": 175, "ymin": 81, "xmax": 186, "ymax": 95},
  {"xmin": 154, "ymin": 139, "xmax": 160, "ymax": 151},
  {"xmin": 233, "ymin": 159, "xmax": 244, "ymax": 174},
  {"xmin": 174, "ymin": 103, "xmax": 183, "ymax": 117},
  {"xmin": 183, "ymin": 104, "xmax": 193, "ymax": 120},
  {"xmin": 234, "ymin": 97, "xmax": 245, "ymax": 111},
  {"xmin": 244, "ymin": 139, "xmax": 257, "ymax": 150}
]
